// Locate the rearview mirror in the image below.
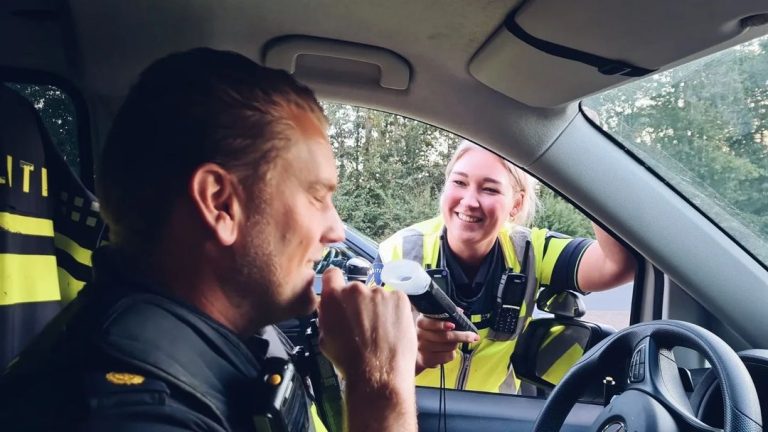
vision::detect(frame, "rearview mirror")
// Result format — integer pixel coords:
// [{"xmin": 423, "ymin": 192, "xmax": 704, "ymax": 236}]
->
[
  {"xmin": 536, "ymin": 287, "xmax": 586, "ymax": 318},
  {"xmin": 512, "ymin": 318, "xmax": 615, "ymax": 389}
]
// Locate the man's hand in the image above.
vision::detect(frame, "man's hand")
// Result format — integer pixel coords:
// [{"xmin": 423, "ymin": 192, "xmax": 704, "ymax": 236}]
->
[
  {"xmin": 317, "ymin": 267, "xmax": 417, "ymax": 432},
  {"xmin": 415, "ymin": 314, "xmax": 479, "ymax": 374}
]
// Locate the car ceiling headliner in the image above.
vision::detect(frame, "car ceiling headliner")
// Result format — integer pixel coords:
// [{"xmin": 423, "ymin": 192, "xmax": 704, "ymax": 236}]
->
[
  {"xmin": 2, "ymin": 0, "xmax": 768, "ymax": 162},
  {"xmin": 61, "ymin": 0, "xmax": 516, "ymax": 98}
]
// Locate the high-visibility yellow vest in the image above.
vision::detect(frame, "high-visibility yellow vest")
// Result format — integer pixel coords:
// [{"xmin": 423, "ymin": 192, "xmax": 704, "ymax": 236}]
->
[
  {"xmin": 1, "ymin": 85, "xmax": 104, "ymax": 368},
  {"xmin": 376, "ymin": 217, "xmax": 578, "ymax": 393}
]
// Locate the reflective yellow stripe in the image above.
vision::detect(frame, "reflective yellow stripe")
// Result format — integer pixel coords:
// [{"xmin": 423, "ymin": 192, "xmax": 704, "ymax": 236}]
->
[
  {"xmin": 537, "ymin": 231, "xmax": 568, "ymax": 285},
  {"xmin": 54, "ymin": 233, "xmax": 93, "ymax": 266},
  {"xmin": 0, "ymin": 212, "xmax": 54, "ymax": 237},
  {"xmin": 541, "ymin": 325, "xmax": 566, "ymax": 349},
  {"xmin": 415, "ymin": 328, "xmax": 520, "ymax": 393},
  {"xmin": 465, "ymin": 335, "xmax": 518, "ymax": 392},
  {"xmin": 310, "ymin": 403, "xmax": 328, "ymax": 432},
  {"xmin": 0, "ymin": 254, "xmax": 60, "ymax": 305},
  {"xmin": 58, "ymin": 266, "xmax": 86, "ymax": 304},
  {"xmin": 41, "ymin": 167, "xmax": 48, "ymax": 197},
  {"xmin": 541, "ymin": 343, "xmax": 584, "ymax": 385}
]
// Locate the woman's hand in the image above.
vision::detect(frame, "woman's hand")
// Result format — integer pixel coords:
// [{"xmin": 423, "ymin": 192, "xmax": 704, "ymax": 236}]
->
[{"xmin": 415, "ymin": 314, "xmax": 479, "ymax": 374}]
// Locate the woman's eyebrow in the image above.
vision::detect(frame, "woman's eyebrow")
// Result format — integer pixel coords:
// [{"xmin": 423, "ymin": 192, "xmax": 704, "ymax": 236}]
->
[{"xmin": 451, "ymin": 171, "xmax": 503, "ymax": 185}]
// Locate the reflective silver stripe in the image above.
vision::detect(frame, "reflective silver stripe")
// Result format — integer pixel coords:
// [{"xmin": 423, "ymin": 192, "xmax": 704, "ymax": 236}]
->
[
  {"xmin": 455, "ymin": 350, "xmax": 473, "ymax": 390},
  {"xmin": 488, "ymin": 227, "xmax": 538, "ymax": 342},
  {"xmin": 401, "ymin": 228, "xmax": 424, "ymax": 264},
  {"xmin": 513, "ymin": 227, "xmax": 537, "ymax": 340},
  {"xmin": 498, "ymin": 364, "xmax": 519, "ymax": 394}
]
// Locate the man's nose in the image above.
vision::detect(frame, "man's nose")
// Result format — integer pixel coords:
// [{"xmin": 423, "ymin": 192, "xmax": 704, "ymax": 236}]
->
[{"xmin": 322, "ymin": 205, "xmax": 346, "ymax": 243}]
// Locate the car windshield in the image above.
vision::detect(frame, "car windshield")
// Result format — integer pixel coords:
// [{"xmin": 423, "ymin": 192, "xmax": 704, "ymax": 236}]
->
[{"xmin": 584, "ymin": 34, "xmax": 768, "ymax": 268}]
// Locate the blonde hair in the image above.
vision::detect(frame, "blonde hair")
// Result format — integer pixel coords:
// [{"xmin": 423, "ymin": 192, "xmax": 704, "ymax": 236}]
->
[{"xmin": 444, "ymin": 140, "xmax": 538, "ymax": 227}]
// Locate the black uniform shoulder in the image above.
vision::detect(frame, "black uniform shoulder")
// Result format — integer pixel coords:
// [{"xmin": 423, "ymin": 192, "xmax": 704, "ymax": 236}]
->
[
  {"xmin": 79, "ymin": 370, "xmax": 225, "ymax": 432},
  {"xmin": 1, "ymin": 290, "xmax": 263, "ymax": 432}
]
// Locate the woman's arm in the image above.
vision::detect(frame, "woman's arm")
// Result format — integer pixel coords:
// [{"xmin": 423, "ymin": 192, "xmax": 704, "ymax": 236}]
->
[{"xmin": 576, "ymin": 223, "xmax": 636, "ymax": 292}]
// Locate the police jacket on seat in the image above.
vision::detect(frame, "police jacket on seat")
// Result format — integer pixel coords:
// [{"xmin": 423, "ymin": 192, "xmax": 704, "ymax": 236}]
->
[
  {"xmin": 0, "ymin": 247, "xmax": 321, "ymax": 431},
  {"xmin": 0, "ymin": 85, "xmax": 105, "ymax": 369}
]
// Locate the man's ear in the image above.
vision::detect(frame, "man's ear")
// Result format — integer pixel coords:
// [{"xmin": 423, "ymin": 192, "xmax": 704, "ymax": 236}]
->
[{"xmin": 189, "ymin": 163, "xmax": 244, "ymax": 246}]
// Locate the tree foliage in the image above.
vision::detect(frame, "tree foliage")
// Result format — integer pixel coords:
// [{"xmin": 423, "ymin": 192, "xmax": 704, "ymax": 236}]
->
[
  {"xmin": 587, "ymin": 36, "xmax": 768, "ymax": 246},
  {"xmin": 325, "ymin": 103, "xmax": 459, "ymax": 241},
  {"xmin": 324, "ymin": 103, "xmax": 593, "ymax": 242}
]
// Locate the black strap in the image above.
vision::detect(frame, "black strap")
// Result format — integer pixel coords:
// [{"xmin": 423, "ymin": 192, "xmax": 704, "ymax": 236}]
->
[{"xmin": 504, "ymin": 7, "xmax": 656, "ymax": 78}]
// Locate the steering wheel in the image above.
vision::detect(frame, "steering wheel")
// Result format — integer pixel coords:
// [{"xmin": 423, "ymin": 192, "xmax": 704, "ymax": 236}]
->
[
  {"xmin": 533, "ymin": 320, "xmax": 762, "ymax": 432},
  {"xmin": 315, "ymin": 247, "xmax": 338, "ymax": 273}
]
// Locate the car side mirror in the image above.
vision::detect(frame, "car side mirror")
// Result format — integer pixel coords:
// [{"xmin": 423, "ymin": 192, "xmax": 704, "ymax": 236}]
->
[
  {"xmin": 536, "ymin": 287, "xmax": 586, "ymax": 318},
  {"xmin": 343, "ymin": 256, "xmax": 372, "ymax": 282},
  {"xmin": 512, "ymin": 318, "xmax": 615, "ymax": 389}
]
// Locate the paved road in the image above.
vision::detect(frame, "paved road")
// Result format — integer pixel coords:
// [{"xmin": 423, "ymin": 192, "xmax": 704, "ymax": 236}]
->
[{"xmin": 534, "ymin": 282, "xmax": 634, "ymax": 330}]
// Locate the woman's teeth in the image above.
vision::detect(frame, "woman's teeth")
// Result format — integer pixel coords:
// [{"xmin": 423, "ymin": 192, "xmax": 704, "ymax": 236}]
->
[{"xmin": 457, "ymin": 213, "xmax": 481, "ymax": 223}]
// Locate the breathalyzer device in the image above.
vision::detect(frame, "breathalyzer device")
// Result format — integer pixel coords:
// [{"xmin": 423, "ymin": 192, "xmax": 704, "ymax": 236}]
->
[{"xmin": 381, "ymin": 259, "xmax": 478, "ymax": 334}]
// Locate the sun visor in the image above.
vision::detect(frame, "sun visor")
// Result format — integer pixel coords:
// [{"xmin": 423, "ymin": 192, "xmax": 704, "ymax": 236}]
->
[{"xmin": 469, "ymin": 0, "xmax": 768, "ymax": 107}]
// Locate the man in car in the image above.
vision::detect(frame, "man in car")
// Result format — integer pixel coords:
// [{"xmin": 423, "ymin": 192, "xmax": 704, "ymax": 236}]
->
[{"xmin": 0, "ymin": 48, "xmax": 418, "ymax": 432}]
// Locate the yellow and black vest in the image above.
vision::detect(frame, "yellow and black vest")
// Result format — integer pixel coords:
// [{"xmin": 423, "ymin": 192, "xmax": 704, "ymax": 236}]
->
[
  {"xmin": 376, "ymin": 216, "xmax": 587, "ymax": 393},
  {"xmin": 0, "ymin": 85, "xmax": 103, "ymax": 368}
]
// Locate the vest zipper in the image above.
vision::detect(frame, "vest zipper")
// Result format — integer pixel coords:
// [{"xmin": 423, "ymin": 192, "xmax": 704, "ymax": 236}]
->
[{"xmin": 455, "ymin": 343, "xmax": 474, "ymax": 390}]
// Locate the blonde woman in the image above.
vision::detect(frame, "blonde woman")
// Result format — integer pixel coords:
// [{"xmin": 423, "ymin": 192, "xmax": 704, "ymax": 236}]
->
[{"xmin": 371, "ymin": 140, "xmax": 635, "ymax": 394}]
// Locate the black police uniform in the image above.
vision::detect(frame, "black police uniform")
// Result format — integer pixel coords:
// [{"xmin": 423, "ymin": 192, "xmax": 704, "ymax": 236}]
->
[{"xmin": 0, "ymin": 247, "xmax": 316, "ymax": 431}]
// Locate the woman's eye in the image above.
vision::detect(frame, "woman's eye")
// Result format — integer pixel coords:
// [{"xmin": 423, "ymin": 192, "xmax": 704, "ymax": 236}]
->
[
  {"xmin": 484, "ymin": 188, "xmax": 500, "ymax": 194},
  {"xmin": 452, "ymin": 180, "xmax": 466, "ymax": 187}
]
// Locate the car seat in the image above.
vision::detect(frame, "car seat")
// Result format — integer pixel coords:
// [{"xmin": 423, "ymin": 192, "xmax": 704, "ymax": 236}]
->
[{"xmin": 0, "ymin": 84, "xmax": 104, "ymax": 368}]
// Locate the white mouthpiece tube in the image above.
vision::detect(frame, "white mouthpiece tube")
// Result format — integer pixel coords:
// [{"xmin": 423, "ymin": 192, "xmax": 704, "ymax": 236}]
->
[{"xmin": 380, "ymin": 259, "xmax": 431, "ymax": 295}]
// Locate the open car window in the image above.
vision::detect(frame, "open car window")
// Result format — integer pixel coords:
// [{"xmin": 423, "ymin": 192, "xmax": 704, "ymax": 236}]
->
[
  {"xmin": 323, "ymin": 102, "xmax": 634, "ymax": 396},
  {"xmin": 584, "ymin": 34, "xmax": 768, "ymax": 268}
]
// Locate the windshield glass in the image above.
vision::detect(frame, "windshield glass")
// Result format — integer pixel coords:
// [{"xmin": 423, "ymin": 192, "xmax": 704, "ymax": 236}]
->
[{"xmin": 584, "ymin": 34, "xmax": 768, "ymax": 266}]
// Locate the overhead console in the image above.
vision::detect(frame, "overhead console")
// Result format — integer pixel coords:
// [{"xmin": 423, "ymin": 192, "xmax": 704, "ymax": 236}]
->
[{"xmin": 469, "ymin": 0, "xmax": 768, "ymax": 107}]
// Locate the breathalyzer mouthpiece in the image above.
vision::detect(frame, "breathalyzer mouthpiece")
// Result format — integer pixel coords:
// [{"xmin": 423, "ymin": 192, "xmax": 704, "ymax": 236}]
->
[
  {"xmin": 381, "ymin": 259, "xmax": 478, "ymax": 334},
  {"xmin": 380, "ymin": 259, "xmax": 431, "ymax": 295}
]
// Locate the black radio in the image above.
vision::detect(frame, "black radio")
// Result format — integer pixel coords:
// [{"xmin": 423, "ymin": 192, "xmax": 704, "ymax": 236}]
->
[
  {"xmin": 252, "ymin": 357, "xmax": 310, "ymax": 432},
  {"xmin": 491, "ymin": 270, "xmax": 527, "ymax": 335}
]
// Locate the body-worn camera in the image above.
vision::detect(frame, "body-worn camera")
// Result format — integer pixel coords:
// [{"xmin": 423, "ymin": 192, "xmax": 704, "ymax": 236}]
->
[{"xmin": 252, "ymin": 357, "xmax": 310, "ymax": 432}]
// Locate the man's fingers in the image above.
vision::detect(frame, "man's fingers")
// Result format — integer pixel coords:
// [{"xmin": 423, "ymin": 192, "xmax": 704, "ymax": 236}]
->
[{"xmin": 321, "ymin": 266, "xmax": 346, "ymax": 294}]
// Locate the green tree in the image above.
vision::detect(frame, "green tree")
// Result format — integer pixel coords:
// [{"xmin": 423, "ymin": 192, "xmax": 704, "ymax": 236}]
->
[
  {"xmin": 324, "ymin": 103, "xmax": 595, "ymax": 242},
  {"xmin": 534, "ymin": 187, "xmax": 593, "ymax": 238},
  {"xmin": 588, "ymin": 36, "xmax": 768, "ymax": 239}
]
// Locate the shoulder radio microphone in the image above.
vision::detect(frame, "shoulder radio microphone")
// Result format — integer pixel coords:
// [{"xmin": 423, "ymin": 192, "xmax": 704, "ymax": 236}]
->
[{"xmin": 381, "ymin": 259, "xmax": 478, "ymax": 334}]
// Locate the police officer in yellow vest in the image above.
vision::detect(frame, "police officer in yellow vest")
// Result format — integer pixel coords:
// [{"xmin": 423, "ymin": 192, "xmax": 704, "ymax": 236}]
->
[{"xmin": 371, "ymin": 141, "xmax": 636, "ymax": 394}]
